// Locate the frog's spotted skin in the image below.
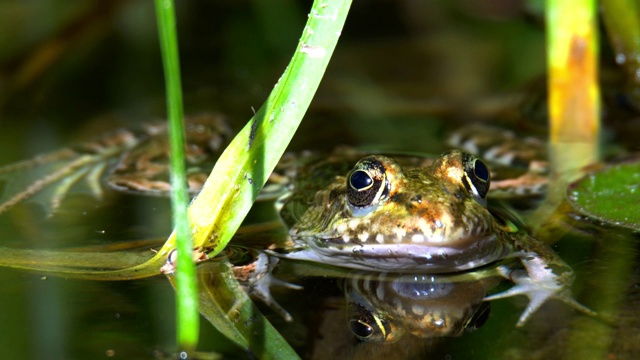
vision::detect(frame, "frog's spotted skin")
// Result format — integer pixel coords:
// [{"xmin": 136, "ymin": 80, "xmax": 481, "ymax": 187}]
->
[
  {"xmin": 276, "ymin": 150, "xmax": 594, "ymax": 327},
  {"xmin": 284, "ymin": 151, "xmax": 509, "ymax": 272}
]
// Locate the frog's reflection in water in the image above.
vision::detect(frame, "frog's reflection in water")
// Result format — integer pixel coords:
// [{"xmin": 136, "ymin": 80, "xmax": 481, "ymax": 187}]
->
[
  {"xmin": 290, "ymin": 266, "xmax": 501, "ymax": 359},
  {"xmin": 343, "ymin": 272, "xmax": 495, "ymax": 343}
]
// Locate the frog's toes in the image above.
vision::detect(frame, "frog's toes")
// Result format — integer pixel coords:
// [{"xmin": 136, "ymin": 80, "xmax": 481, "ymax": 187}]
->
[
  {"xmin": 485, "ymin": 265, "xmax": 595, "ymax": 327},
  {"xmin": 248, "ymin": 252, "xmax": 302, "ymax": 322},
  {"xmin": 484, "ymin": 267, "xmax": 559, "ymax": 327}
]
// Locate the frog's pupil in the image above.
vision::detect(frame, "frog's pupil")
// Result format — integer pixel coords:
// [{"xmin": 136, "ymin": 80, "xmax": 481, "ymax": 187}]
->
[
  {"xmin": 349, "ymin": 320, "xmax": 374, "ymax": 339},
  {"xmin": 466, "ymin": 302, "xmax": 491, "ymax": 332},
  {"xmin": 462, "ymin": 153, "xmax": 491, "ymax": 200},
  {"xmin": 474, "ymin": 159, "xmax": 489, "ymax": 182},
  {"xmin": 350, "ymin": 170, "xmax": 373, "ymax": 190}
]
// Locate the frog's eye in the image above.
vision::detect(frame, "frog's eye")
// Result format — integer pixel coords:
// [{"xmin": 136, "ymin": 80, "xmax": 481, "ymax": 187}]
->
[
  {"xmin": 348, "ymin": 302, "xmax": 393, "ymax": 343},
  {"xmin": 347, "ymin": 157, "xmax": 389, "ymax": 210},
  {"xmin": 462, "ymin": 154, "xmax": 491, "ymax": 199},
  {"xmin": 349, "ymin": 319, "xmax": 375, "ymax": 340},
  {"xmin": 465, "ymin": 302, "xmax": 491, "ymax": 332}
]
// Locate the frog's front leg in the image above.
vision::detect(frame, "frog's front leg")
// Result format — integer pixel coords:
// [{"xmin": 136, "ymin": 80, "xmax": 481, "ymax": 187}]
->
[
  {"xmin": 484, "ymin": 235, "xmax": 595, "ymax": 327},
  {"xmin": 244, "ymin": 252, "xmax": 303, "ymax": 322}
]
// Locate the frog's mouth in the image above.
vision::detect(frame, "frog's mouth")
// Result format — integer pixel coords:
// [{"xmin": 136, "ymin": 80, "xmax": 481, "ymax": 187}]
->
[{"xmin": 287, "ymin": 233, "xmax": 511, "ymax": 273}]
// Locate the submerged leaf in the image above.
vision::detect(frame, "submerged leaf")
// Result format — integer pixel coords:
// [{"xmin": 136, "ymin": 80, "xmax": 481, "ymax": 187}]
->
[{"xmin": 567, "ymin": 159, "xmax": 640, "ymax": 229}]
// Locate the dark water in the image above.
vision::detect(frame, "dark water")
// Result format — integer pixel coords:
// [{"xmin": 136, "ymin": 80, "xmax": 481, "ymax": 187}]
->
[{"xmin": 1, "ymin": 1, "xmax": 639, "ymax": 359}]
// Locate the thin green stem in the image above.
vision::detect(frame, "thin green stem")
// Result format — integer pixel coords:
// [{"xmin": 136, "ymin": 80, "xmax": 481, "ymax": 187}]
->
[{"xmin": 154, "ymin": 0, "xmax": 199, "ymax": 351}]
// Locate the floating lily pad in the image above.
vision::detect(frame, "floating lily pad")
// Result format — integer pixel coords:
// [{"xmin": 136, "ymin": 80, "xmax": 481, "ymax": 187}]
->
[{"xmin": 567, "ymin": 160, "xmax": 640, "ymax": 229}]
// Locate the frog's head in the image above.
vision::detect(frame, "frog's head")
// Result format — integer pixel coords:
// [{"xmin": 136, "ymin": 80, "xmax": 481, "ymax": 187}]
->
[{"xmin": 292, "ymin": 150, "xmax": 510, "ymax": 272}]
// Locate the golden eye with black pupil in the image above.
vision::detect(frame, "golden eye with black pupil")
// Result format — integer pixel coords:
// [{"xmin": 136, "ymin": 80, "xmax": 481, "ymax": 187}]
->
[
  {"xmin": 347, "ymin": 157, "xmax": 388, "ymax": 209},
  {"xmin": 462, "ymin": 153, "xmax": 491, "ymax": 199}
]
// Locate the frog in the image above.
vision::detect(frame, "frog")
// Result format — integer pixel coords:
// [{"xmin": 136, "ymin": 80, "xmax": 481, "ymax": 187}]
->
[
  {"xmin": 0, "ymin": 116, "xmax": 592, "ymax": 328},
  {"xmin": 264, "ymin": 149, "xmax": 593, "ymax": 327}
]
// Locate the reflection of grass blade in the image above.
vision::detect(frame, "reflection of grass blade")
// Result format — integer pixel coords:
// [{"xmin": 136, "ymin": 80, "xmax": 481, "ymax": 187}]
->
[{"xmin": 166, "ymin": 260, "xmax": 299, "ymax": 359}]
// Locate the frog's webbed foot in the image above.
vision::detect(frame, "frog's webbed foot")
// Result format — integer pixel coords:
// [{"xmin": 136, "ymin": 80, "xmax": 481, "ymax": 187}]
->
[
  {"xmin": 485, "ymin": 255, "xmax": 595, "ymax": 327},
  {"xmin": 247, "ymin": 252, "xmax": 303, "ymax": 322}
]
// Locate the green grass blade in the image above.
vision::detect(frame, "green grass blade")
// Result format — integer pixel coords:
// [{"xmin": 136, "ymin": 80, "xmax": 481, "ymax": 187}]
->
[
  {"xmin": 184, "ymin": 0, "xmax": 352, "ymax": 255},
  {"xmin": 154, "ymin": 0, "xmax": 199, "ymax": 351}
]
